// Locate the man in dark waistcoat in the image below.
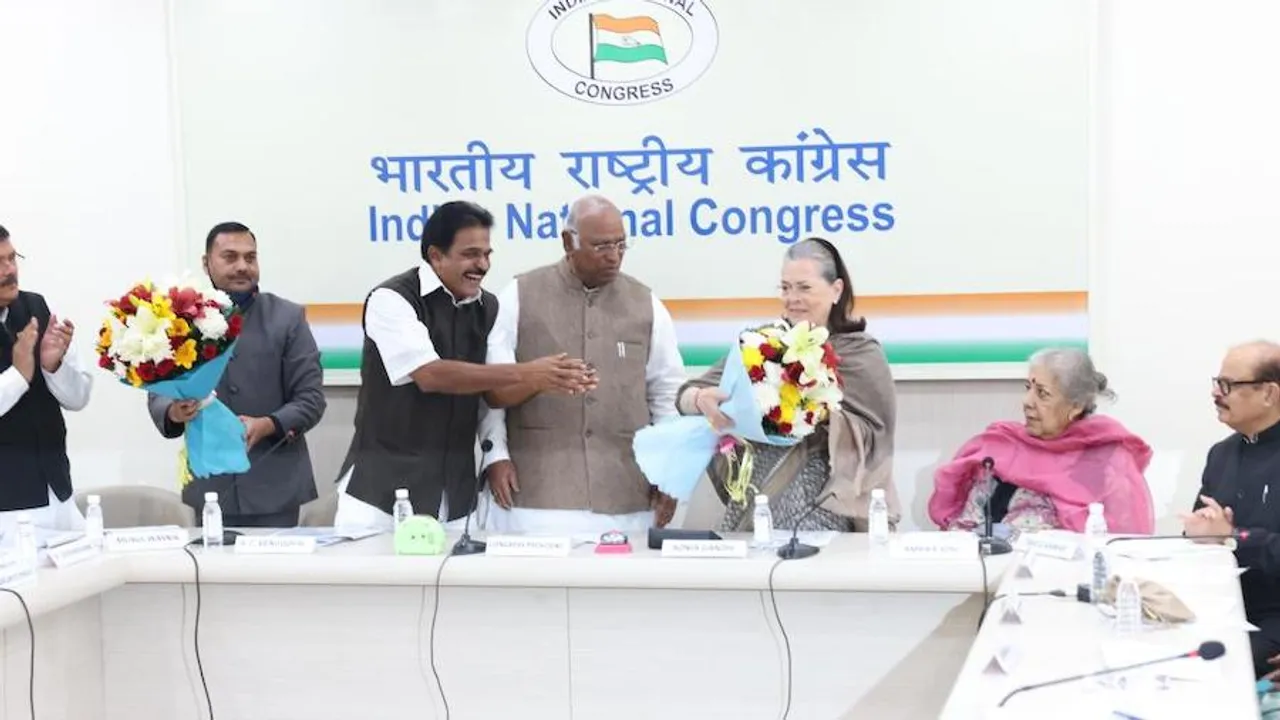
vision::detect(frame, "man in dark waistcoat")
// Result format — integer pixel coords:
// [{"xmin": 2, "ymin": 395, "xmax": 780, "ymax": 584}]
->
[
  {"xmin": 335, "ymin": 201, "xmax": 593, "ymax": 530},
  {"xmin": 0, "ymin": 223, "xmax": 94, "ymax": 532}
]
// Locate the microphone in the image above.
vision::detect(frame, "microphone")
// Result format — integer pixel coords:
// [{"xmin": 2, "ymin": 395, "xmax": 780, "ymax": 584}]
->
[
  {"xmin": 997, "ymin": 640, "xmax": 1226, "ymax": 707},
  {"xmin": 452, "ymin": 439, "xmax": 492, "ymax": 556},
  {"xmin": 977, "ymin": 589, "xmax": 1070, "ymax": 628},
  {"xmin": 251, "ymin": 428, "xmax": 297, "ymax": 465},
  {"xmin": 1106, "ymin": 531, "xmax": 1247, "ymax": 546},
  {"xmin": 777, "ymin": 491, "xmax": 836, "ymax": 560},
  {"xmin": 978, "ymin": 457, "xmax": 1012, "ymax": 557}
]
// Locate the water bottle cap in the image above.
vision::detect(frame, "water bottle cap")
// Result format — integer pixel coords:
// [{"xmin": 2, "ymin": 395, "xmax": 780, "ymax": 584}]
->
[
  {"xmin": 871, "ymin": 488, "xmax": 885, "ymax": 499},
  {"xmin": 87, "ymin": 494, "xmax": 101, "ymax": 504},
  {"xmin": 204, "ymin": 492, "xmax": 218, "ymax": 502},
  {"xmin": 1088, "ymin": 502, "xmax": 1104, "ymax": 514},
  {"xmin": 754, "ymin": 494, "xmax": 768, "ymax": 505},
  {"xmin": 395, "ymin": 488, "xmax": 409, "ymax": 499}
]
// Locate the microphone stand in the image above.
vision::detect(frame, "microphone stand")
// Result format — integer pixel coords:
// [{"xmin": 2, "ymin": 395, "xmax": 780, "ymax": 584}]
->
[
  {"xmin": 452, "ymin": 440, "xmax": 492, "ymax": 556},
  {"xmin": 978, "ymin": 458, "xmax": 1012, "ymax": 557},
  {"xmin": 191, "ymin": 428, "xmax": 296, "ymax": 546},
  {"xmin": 777, "ymin": 491, "xmax": 836, "ymax": 560},
  {"xmin": 997, "ymin": 641, "xmax": 1225, "ymax": 707}
]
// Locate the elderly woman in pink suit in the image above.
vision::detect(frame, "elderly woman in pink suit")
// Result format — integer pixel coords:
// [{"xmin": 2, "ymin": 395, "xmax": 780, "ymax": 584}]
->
[{"xmin": 929, "ymin": 348, "xmax": 1155, "ymax": 535}]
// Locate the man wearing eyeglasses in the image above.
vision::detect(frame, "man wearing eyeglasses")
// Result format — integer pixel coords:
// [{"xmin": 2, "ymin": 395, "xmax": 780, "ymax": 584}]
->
[
  {"xmin": 478, "ymin": 195, "xmax": 686, "ymax": 535},
  {"xmin": 1181, "ymin": 341, "xmax": 1280, "ymax": 679},
  {"xmin": 0, "ymin": 224, "xmax": 94, "ymax": 532}
]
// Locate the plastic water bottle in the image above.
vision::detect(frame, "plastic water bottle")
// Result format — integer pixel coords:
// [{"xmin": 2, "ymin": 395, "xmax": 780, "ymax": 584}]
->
[
  {"xmin": 202, "ymin": 492, "xmax": 223, "ymax": 548},
  {"xmin": 1091, "ymin": 548, "xmax": 1109, "ymax": 604},
  {"xmin": 1115, "ymin": 576, "xmax": 1143, "ymax": 636},
  {"xmin": 392, "ymin": 488, "xmax": 414, "ymax": 528},
  {"xmin": 751, "ymin": 494, "xmax": 773, "ymax": 548},
  {"xmin": 868, "ymin": 488, "xmax": 890, "ymax": 548},
  {"xmin": 1084, "ymin": 502, "xmax": 1108, "ymax": 593},
  {"xmin": 84, "ymin": 494, "xmax": 104, "ymax": 548},
  {"xmin": 15, "ymin": 513, "xmax": 37, "ymax": 571}
]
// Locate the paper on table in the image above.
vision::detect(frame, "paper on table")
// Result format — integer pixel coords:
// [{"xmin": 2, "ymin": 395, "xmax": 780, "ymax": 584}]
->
[
  {"xmin": 273, "ymin": 527, "xmax": 381, "ymax": 546},
  {"xmin": 1110, "ymin": 539, "xmax": 1228, "ymax": 561}
]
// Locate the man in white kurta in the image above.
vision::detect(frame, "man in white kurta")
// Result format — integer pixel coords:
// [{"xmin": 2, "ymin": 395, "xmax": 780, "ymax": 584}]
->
[{"xmin": 480, "ymin": 195, "xmax": 685, "ymax": 536}]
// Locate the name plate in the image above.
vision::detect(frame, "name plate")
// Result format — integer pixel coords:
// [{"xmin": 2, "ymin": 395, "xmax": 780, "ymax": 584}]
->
[
  {"xmin": 234, "ymin": 535, "xmax": 316, "ymax": 555},
  {"xmin": 1016, "ymin": 533, "xmax": 1080, "ymax": 561},
  {"xmin": 47, "ymin": 536, "xmax": 101, "ymax": 569},
  {"xmin": 661, "ymin": 539, "xmax": 748, "ymax": 558},
  {"xmin": 0, "ymin": 552, "xmax": 35, "ymax": 588},
  {"xmin": 889, "ymin": 532, "xmax": 978, "ymax": 560},
  {"xmin": 104, "ymin": 526, "xmax": 189, "ymax": 553},
  {"xmin": 485, "ymin": 536, "xmax": 572, "ymax": 557}
]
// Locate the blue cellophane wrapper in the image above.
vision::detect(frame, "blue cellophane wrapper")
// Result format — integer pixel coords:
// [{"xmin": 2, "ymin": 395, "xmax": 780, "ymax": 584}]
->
[
  {"xmin": 633, "ymin": 343, "xmax": 798, "ymax": 501},
  {"xmin": 141, "ymin": 345, "xmax": 249, "ymax": 478}
]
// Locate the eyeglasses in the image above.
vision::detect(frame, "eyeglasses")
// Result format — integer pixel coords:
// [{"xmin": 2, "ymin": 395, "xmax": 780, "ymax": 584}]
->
[
  {"xmin": 1212, "ymin": 376, "xmax": 1276, "ymax": 395},
  {"xmin": 568, "ymin": 231, "xmax": 628, "ymax": 255},
  {"xmin": 0, "ymin": 250, "xmax": 24, "ymax": 269}
]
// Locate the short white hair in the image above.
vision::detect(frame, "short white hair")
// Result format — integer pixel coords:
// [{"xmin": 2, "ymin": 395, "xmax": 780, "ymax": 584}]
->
[
  {"xmin": 564, "ymin": 194, "xmax": 619, "ymax": 248},
  {"xmin": 1028, "ymin": 347, "xmax": 1114, "ymax": 414}
]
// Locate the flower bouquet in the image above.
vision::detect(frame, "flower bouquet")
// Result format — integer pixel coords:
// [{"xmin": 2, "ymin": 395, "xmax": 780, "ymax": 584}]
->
[
  {"xmin": 95, "ymin": 276, "xmax": 249, "ymax": 478},
  {"xmin": 633, "ymin": 320, "xmax": 844, "ymax": 503}
]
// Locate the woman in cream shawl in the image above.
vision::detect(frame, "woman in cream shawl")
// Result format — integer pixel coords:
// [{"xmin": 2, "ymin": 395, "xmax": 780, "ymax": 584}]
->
[{"xmin": 676, "ymin": 238, "xmax": 899, "ymax": 532}]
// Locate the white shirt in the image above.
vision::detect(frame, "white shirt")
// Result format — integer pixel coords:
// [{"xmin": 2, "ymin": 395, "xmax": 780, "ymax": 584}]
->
[
  {"xmin": 478, "ymin": 277, "xmax": 685, "ymax": 471},
  {"xmin": 0, "ymin": 306, "xmax": 93, "ymax": 417},
  {"xmin": 363, "ymin": 261, "xmax": 482, "ymax": 387}
]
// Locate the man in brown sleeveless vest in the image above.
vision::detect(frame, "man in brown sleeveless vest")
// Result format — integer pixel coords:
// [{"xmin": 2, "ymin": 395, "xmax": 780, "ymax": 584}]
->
[{"xmin": 480, "ymin": 195, "xmax": 687, "ymax": 535}]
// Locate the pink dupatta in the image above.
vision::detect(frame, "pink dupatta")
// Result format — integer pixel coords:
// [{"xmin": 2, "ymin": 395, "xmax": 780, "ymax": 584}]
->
[{"xmin": 928, "ymin": 415, "xmax": 1155, "ymax": 534}]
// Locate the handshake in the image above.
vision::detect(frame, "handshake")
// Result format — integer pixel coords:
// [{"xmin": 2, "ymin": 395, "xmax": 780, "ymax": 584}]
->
[{"xmin": 520, "ymin": 353, "xmax": 598, "ymax": 395}]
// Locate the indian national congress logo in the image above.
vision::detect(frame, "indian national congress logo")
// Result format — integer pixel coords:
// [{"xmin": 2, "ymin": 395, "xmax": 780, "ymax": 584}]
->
[{"xmin": 527, "ymin": 0, "xmax": 719, "ymax": 106}]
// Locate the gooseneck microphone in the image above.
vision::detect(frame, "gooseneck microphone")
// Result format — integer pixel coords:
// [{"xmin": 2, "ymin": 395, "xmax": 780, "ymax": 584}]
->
[
  {"xmin": 777, "ymin": 491, "xmax": 836, "ymax": 560},
  {"xmin": 452, "ymin": 439, "xmax": 492, "ymax": 556},
  {"xmin": 996, "ymin": 640, "xmax": 1226, "ymax": 708},
  {"xmin": 251, "ymin": 428, "xmax": 297, "ymax": 465},
  {"xmin": 979, "ymin": 457, "xmax": 1012, "ymax": 556},
  {"xmin": 1106, "ymin": 531, "xmax": 1248, "ymax": 546}
]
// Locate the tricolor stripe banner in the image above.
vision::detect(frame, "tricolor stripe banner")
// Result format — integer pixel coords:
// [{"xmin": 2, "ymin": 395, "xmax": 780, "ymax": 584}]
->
[
  {"xmin": 307, "ymin": 291, "xmax": 1087, "ymax": 374},
  {"xmin": 591, "ymin": 14, "xmax": 669, "ymax": 67}
]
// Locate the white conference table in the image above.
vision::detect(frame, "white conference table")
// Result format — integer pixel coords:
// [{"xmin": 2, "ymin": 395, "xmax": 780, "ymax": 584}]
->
[
  {"xmin": 940, "ymin": 534, "xmax": 1258, "ymax": 718},
  {"xmin": 0, "ymin": 531, "xmax": 1002, "ymax": 720}
]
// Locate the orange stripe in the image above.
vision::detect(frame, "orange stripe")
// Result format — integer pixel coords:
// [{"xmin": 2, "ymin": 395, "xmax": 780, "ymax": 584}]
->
[
  {"xmin": 663, "ymin": 292, "xmax": 1087, "ymax": 319},
  {"xmin": 307, "ymin": 292, "xmax": 1086, "ymax": 325},
  {"xmin": 592, "ymin": 14, "xmax": 660, "ymax": 35}
]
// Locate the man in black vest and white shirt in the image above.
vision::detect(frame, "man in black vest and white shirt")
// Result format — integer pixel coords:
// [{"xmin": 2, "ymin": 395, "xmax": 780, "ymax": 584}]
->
[
  {"xmin": 335, "ymin": 202, "xmax": 593, "ymax": 531},
  {"xmin": 0, "ymin": 224, "xmax": 93, "ymax": 533}
]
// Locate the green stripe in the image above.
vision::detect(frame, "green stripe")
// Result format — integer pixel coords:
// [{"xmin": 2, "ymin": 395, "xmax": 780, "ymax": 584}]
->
[
  {"xmin": 594, "ymin": 42, "xmax": 668, "ymax": 64},
  {"xmin": 320, "ymin": 339, "xmax": 1087, "ymax": 371}
]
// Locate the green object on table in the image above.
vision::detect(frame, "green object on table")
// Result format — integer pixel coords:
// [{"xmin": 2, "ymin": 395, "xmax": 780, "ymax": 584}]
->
[{"xmin": 394, "ymin": 516, "xmax": 446, "ymax": 555}]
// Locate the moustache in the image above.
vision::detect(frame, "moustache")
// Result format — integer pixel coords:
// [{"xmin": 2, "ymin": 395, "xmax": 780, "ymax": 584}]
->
[{"xmin": 0, "ymin": 275, "xmax": 16, "ymax": 287}]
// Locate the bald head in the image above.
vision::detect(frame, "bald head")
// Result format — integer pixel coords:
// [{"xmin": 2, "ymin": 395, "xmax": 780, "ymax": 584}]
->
[
  {"xmin": 1214, "ymin": 340, "xmax": 1280, "ymax": 435},
  {"xmin": 565, "ymin": 195, "xmax": 621, "ymax": 238},
  {"xmin": 1229, "ymin": 341, "xmax": 1280, "ymax": 379},
  {"xmin": 562, "ymin": 194, "xmax": 626, "ymax": 288}
]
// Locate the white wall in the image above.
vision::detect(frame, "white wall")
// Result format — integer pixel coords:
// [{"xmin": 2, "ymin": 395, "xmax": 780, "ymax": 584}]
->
[
  {"xmin": 0, "ymin": 0, "xmax": 183, "ymax": 490},
  {"xmin": 2, "ymin": 0, "xmax": 1271, "ymax": 533},
  {"xmin": 1092, "ymin": 0, "xmax": 1280, "ymax": 531}
]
